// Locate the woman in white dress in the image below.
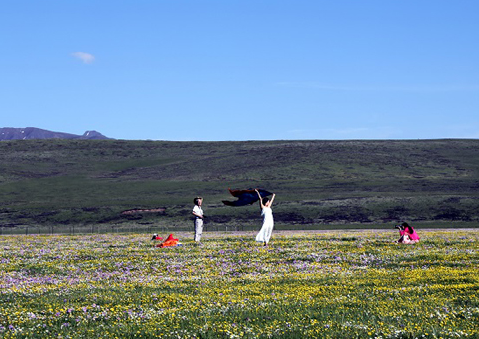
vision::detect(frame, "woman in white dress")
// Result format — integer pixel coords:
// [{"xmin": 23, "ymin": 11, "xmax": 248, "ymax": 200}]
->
[{"xmin": 255, "ymin": 189, "xmax": 276, "ymax": 246}]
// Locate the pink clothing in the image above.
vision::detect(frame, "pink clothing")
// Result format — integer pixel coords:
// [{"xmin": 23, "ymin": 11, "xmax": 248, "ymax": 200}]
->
[{"xmin": 400, "ymin": 229, "xmax": 420, "ymax": 241}]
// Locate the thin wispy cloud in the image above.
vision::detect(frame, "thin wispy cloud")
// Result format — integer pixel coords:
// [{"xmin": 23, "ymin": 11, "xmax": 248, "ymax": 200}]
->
[
  {"xmin": 276, "ymin": 82, "xmax": 479, "ymax": 93},
  {"xmin": 287, "ymin": 127, "xmax": 400, "ymax": 140},
  {"xmin": 287, "ymin": 124, "xmax": 479, "ymax": 140},
  {"xmin": 71, "ymin": 52, "xmax": 95, "ymax": 64}
]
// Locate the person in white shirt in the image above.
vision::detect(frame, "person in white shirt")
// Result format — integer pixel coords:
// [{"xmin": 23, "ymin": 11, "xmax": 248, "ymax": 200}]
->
[{"xmin": 192, "ymin": 197, "xmax": 204, "ymax": 243}]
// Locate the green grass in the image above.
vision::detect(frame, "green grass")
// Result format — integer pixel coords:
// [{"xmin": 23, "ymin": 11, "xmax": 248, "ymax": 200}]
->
[{"xmin": 1, "ymin": 139, "xmax": 479, "ymax": 230}]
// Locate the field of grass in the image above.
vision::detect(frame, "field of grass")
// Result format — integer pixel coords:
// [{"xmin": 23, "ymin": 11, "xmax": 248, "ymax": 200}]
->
[
  {"xmin": 1, "ymin": 230, "xmax": 478, "ymax": 338},
  {"xmin": 1, "ymin": 139, "xmax": 479, "ymax": 231}
]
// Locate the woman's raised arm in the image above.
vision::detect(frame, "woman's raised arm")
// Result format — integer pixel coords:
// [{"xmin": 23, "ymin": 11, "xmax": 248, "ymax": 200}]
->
[
  {"xmin": 255, "ymin": 189, "xmax": 265, "ymax": 209},
  {"xmin": 269, "ymin": 193, "xmax": 276, "ymax": 207}
]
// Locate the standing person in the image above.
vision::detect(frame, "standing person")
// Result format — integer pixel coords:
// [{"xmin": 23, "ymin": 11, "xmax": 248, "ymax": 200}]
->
[
  {"xmin": 192, "ymin": 197, "xmax": 204, "ymax": 243},
  {"xmin": 255, "ymin": 189, "xmax": 276, "ymax": 246}
]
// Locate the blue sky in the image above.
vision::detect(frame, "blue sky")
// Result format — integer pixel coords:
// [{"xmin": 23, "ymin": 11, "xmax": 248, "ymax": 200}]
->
[{"xmin": 1, "ymin": 1, "xmax": 478, "ymax": 141}]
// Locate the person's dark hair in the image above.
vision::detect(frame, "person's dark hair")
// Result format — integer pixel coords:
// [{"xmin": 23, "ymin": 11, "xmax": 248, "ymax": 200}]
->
[
  {"xmin": 194, "ymin": 197, "xmax": 202, "ymax": 205},
  {"xmin": 262, "ymin": 197, "xmax": 269, "ymax": 205},
  {"xmin": 401, "ymin": 222, "xmax": 414, "ymax": 234}
]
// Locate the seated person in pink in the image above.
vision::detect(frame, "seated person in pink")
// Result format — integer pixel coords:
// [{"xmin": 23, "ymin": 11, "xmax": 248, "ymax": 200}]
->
[{"xmin": 396, "ymin": 222, "xmax": 420, "ymax": 244}]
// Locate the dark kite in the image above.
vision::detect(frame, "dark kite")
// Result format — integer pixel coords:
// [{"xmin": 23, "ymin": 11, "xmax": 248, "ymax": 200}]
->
[{"xmin": 222, "ymin": 188, "xmax": 273, "ymax": 207}]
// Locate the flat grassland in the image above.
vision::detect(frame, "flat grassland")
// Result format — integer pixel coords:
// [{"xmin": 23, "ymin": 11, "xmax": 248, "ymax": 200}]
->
[
  {"xmin": 1, "ymin": 230, "xmax": 478, "ymax": 338},
  {"xmin": 1, "ymin": 139, "xmax": 479, "ymax": 232}
]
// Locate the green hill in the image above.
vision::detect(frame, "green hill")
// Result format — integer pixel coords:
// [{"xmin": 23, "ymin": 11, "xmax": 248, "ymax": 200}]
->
[{"xmin": 1, "ymin": 139, "xmax": 478, "ymax": 233}]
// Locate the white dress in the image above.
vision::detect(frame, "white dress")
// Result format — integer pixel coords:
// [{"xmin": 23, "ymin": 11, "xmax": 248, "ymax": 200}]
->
[{"xmin": 255, "ymin": 206, "xmax": 274, "ymax": 244}]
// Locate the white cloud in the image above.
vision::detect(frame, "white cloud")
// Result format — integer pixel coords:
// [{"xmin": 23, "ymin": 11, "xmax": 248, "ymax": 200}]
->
[{"xmin": 71, "ymin": 52, "xmax": 95, "ymax": 64}]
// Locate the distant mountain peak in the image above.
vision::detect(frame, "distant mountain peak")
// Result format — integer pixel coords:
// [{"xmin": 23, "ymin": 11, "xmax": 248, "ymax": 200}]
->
[
  {"xmin": 0, "ymin": 127, "xmax": 111, "ymax": 141},
  {"xmin": 81, "ymin": 130, "xmax": 109, "ymax": 139}
]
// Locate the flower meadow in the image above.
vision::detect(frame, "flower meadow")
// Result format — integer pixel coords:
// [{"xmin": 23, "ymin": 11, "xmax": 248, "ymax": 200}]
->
[{"xmin": 1, "ymin": 230, "xmax": 478, "ymax": 338}]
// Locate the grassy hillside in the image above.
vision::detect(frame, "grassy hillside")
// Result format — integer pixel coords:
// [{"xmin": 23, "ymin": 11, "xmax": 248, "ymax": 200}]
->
[{"xmin": 1, "ymin": 139, "xmax": 479, "ymax": 233}]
